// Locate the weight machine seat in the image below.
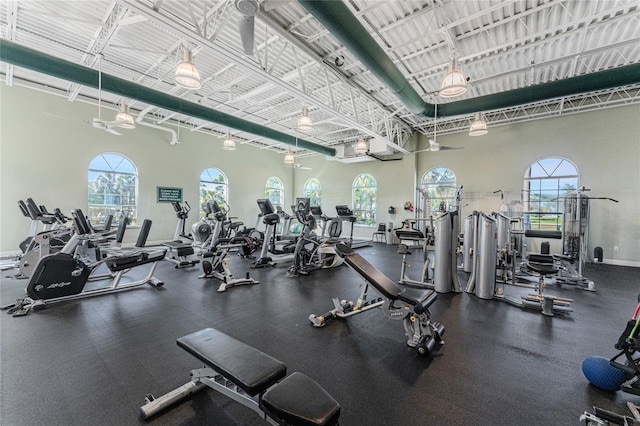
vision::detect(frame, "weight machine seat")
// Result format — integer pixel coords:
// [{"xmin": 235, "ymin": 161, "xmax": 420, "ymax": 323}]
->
[
  {"xmin": 524, "ymin": 229, "xmax": 562, "ymax": 239},
  {"xmin": 162, "ymin": 241, "xmax": 194, "ymax": 257},
  {"xmin": 528, "ymin": 253, "xmax": 554, "ymax": 264},
  {"xmin": 105, "ymin": 249, "xmax": 167, "ymax": 272},
  {"xmin": 395, "ymin": 229, "xmax": 425, "ymax": 240},
  {"xmin": 260, "ymin": 372, "xmax": 341, "ymax": 426},
  {"xmin": 525, "ymin": 261, "xmax": 558, "ymax": 276},
  {"xmin": 334, "ymin": 244, "xmax": 437, "ymax": 314},
  {"xmin": 177, "ymin": 328, "xmax": 287, "ymax": 397}
]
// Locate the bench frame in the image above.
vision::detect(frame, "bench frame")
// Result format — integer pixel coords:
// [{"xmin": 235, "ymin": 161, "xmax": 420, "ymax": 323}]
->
[
  {"xmin": 140, "ymin": 328, "xmax": 340, "ymax": 425},
  {"xmin": 309, "ymin": 244, "xmax": 444, "ymax": 357},
  {"xmin": 141, "ymin": 366, "xmax": 279, "ymax": 424}
]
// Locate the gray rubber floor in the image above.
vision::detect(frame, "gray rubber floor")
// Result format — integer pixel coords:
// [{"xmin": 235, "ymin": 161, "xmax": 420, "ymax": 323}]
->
[{"xmin": 1, "ymin": 243, "xmax": 638, "ymax": 425}]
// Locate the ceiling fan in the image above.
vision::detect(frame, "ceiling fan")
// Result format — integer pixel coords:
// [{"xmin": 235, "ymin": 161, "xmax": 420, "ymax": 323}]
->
[
  {"xmin": 234, "ymin": 0, "xmax": 293, "ymax": 55},
  {"xmin": 92, "ymin": 54, "xmax": 122, "ymax": 136},
  {"xmin": 292, "ymin": 162, "xmax": 312, "ymax": 170},
  {"xmin": 413, "ymin": 139, "xmax": 464, "ymax": 153},
  {"xmin": 412, "ymin": 101, "xmax": 463, "ymax": 153}
]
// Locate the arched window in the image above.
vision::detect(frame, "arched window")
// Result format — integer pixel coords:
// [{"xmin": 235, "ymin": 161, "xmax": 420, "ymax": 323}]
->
[
  {"xmin": 88, "ymin": 152, "xmax": 137, "ymax": 225},
  {"xmin": 200, "ymin": 168, "xmax": 228, "ymax": 213},
  {"xmin": 419, "ymin": 167, "xmax": 457, "ymax": 217},
  {"xmin": 352, "ymin": 173, "xmax": 377, "ymax": 226},
  {"xmin": 265, "ymin": 177, "xmax": 284, "ymax": 209},
  {"xmin": 524, "ymin": 157, "xmax": 578, "ymax": 231},
  {"xmin": 303, "ymin": 178, "xmax": 322, "ymax": 206}
]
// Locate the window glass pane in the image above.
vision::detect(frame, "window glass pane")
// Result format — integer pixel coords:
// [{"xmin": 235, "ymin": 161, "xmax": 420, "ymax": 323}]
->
[
  {"xmin": 87, "ymin": 153, "xmax": 137, "ymax": 225},
  {"xmin": 523, "ymin": 157, "xmax": 578, "ymax": 231},
  {"xmin": 352, "ymin": 174, "xmax": 376, "ymax": 226},
  {"xmin": 200, "ymin": 168, "xmax": 228, "ymax": 214},
  {"xmin": 265, "ymin": 177, "xmax": 284, "ymax": 209},
  {"xmin": 420, "ymin": 167, "xmax": 457, "ymax": 217},
  {"xmin": 303, "ymin": 178, "xmax": 322, "ymax": 206}
]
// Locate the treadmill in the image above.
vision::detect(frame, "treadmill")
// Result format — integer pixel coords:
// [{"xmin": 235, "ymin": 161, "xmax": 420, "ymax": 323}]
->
[{"xmin": 335, "ymin": 205, "xmax": 372, "ymax": 249}]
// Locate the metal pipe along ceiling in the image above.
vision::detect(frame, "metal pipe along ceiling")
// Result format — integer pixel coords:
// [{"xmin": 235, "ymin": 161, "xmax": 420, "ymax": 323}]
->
[
  {"xmin": 0, "ymin": 39, "xmax": 336, "ymax": 157},
  {"xmin": 299, "ymin": 0, "xmax": 640, "ymax": 118}
]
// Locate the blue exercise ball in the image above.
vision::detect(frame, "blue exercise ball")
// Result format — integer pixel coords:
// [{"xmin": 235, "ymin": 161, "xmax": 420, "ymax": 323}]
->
[{"xmin": 582, "ymin": 355, "xmax": 626, "ymax": 392}]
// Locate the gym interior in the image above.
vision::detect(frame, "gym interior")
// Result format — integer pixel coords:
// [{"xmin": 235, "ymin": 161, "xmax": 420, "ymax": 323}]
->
[{"xmin": 1, "ymin": 1, "xmax": 640, "ymax": 425}]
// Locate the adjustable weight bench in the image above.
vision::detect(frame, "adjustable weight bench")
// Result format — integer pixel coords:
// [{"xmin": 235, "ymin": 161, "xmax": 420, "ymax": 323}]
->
[
  {"xmin": 309, "ymin": 244, "xmax": 445, "ymax": 357},
  {"xmin": 140, "ymin": 328, "xmax": 340, "ymax": 425}
]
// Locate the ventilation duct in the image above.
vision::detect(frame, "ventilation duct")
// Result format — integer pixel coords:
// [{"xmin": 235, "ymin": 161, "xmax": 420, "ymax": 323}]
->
[
  {"xmin": 0, "ymin": 39, "xmax": 335, "ymax": 157},
  {"xmin": 299, "ymin": 0, "xmax": 640, "ymax": 118}
]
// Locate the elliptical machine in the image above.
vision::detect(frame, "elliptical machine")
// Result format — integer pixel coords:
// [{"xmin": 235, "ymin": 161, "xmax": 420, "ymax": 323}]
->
[
  {"xmin": 287, "ymin": 198, "xmax": 343, "ymax": 277},
  {"xmin": 252, "ymin": 199, "xmax": 297, "ymax": 268}
]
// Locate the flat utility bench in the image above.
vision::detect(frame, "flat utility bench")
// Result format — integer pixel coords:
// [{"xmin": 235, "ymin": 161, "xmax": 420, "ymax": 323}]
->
[
  {"xmin": 309, "ymin": 244, "xmax": 445, "ymax": 357},
  {"xmin": 140, "ymin": 328, "xmax": 340, "ymax": 425}
]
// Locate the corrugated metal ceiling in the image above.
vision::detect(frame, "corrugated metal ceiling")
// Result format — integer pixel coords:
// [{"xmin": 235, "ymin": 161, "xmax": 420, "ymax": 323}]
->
[{"xmin": 1, "ymin": 0, "xmax": 639, "ymax": 158}]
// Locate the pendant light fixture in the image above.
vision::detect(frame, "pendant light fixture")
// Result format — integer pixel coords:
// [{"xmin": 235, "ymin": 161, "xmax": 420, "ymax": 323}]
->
[
  {"xmin": 115, "ymin": 103, "xmax": 135, "ymax": 129},
  {"xmin": 296, "ymin": 106, "xmax": 313, "ymax": 132},
  {"xmin": 223, "ymin": 130, "xmax": 236, "ymax": 150},
  {"xmin": 284, "ymin": 149, "xmax": 295, "ymax": 164},
  {"xmin": 175, "ymin": 48, "xmax": 202, "ymax": 90},
  {"xmin": 439, "ymin": 58, "xmax": 467, "ymax": 98},
  {"xmin": 468, "ymin": 112, "xmax": 488, "ymax": 136},
  {"xmin": 354, "ymin": 134, "xmax": 368, "ymax": 154}
]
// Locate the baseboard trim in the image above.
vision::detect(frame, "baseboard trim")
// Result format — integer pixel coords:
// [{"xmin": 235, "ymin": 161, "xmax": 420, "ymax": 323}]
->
[{"xmin": 600, "ymin": 259, "xmax": 640, "ymax": 268}]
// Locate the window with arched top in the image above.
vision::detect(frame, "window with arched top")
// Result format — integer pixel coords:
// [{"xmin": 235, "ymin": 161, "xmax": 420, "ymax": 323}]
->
[
  {"xmin": 352, "ymin": 173, "xmax": 377, "ymax": 226},
  {"xmin": 200, "ymin": 168, "xmax": 229, "ymax": 213},
  {"xmin": 88, "ymin": 152, "xmax": 137, "ymax": 225},
  {"xmin": 523, "ymin": 157, "xmax": 578, "ymax": 231},
  {"xmin": 303, "ymin": 178, "xmax": 322, "ymax": 207},
  {"xmin": 265, "ymin": 176, "xmax": 284, "ymax": 209},
  {"xmin": 419, "ymin": 167, "xmax": 457, "ymax": 217}
]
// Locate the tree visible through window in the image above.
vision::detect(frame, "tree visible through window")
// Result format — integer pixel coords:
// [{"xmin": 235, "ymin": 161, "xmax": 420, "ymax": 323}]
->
[
  {"xmin": 419, "ymin": 167, "xmax": 457, "ymax": 217},
  {"xmin": 88, "ymin": 153, "xmax": 137, "ymax": 225},
  {"xmin": 352, "ymin": 174, "xmax": 377, "ymax": 226},
  {"xmin": 265, "ymin": 177, "xmax": 284, "ymax": 210},
  {"xmin": 303, "ymin": 178, "xmax": 321, "ymax": 207},
  {"xmin": 524, "ymin": 157, "xmax": 578, "ymax": 231},
  {"xmin": 200, "ymin": 168, "xmax": 228, "ymax": 214}
]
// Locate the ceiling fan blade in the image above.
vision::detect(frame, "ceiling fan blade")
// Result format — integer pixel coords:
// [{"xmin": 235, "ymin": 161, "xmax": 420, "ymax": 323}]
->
[
  {"xmin": 104, "ymin": 128, "xmax": 121, "ymax": 136},
  {"xmin": 238, "ymin": 14, "xmax": 255, "ymax": 55},
  {"xmin": 439, "ymin": 146, "xmax": 464, "ymax": 150}
]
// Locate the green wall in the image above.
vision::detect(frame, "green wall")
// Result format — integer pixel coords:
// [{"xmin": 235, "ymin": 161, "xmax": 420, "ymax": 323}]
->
[{"xmin": 1, "ymin": 84, "xmax": 639, "ymax": 266}]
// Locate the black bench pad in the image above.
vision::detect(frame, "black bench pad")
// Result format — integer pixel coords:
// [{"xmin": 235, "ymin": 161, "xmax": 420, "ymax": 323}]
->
[
  {"xmin": 177, "ymin": 328, "xmax": 286, "ymax": 397},
  {"xmin": 105, "ymin": 249, "xmax": 166, "ymax": 272},
  {"xmin": 335, "ymin": 244, "xmax": 437, "ymax": 313},
  {"xmin": 524, "ymin": 229, "xmax": 562, "ymax": 239},
  {"xmin": 261, "ymin": 372, "xmax": 340, "ymax": 426},
  {"xmin": 163, "ymin": 241, "xmax": 195, "ymax": 256}
]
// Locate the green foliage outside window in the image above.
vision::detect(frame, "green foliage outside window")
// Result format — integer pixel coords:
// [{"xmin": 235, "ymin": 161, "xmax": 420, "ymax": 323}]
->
[
  {"xmin": 200, "ymin": 168, "xmax": 228, "ymax": 216},
  {"xmin": 420, "ymin": 167, "xmax": 457, "ymax": 217},
  {"xmin": 265, "ymin": 176, "xmax": 284, "ymax": 210},
  {"xmin": 303, "ymin": 178, "xmax": 322, "ymax": 207},
  {"xmin": 352, "ymin": 173, "xmax": 376, "ymax": 226},
  {"xmin": 88, "ymin": 153, "xmax": 137, "ymax": 225}
]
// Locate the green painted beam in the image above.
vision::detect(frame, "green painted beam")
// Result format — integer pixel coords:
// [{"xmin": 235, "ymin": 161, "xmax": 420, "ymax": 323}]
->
[
  {"xmin": 0, "ymin": 39, "xmax": 336, "ymax": 157},
  {"xmin": 300, "ymin": 0, "xmax": 640, "ymax": 118}
]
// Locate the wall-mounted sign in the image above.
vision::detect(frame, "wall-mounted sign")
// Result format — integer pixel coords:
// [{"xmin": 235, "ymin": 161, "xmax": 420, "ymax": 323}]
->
[{"xmin": 157, "ymin": 186, "xmax": 183, "ymax": 203}]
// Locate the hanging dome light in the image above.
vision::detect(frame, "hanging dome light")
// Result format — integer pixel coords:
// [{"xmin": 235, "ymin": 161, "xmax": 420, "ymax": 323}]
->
[
  {"xmin": 354, "ymin": 135, "xmax": 368, "ymax": 154},
  {"xmin": 469, "ymin": 112, "xmax": 488, "ymax": 136},
  {"xmin": 296, "ymin": 106, "xmax": 313, "ymax": 132},
  {"xmin": 115, "ymin": 103, "xmax": 135, "ymax": 129},
  {"xmin": 439, "ymin": 58, "xmax": 467, "ymax": 98},
  {"xmin": 175, "ymin": 48, "xmax": 202, "ymax": 90},
  {"xmin": 223, "ymin": 130, "xmax": 236, "ymax": 150},
  {"xmin": 284, "ymin": 149, "xmax": 295, "ymax": 164}
]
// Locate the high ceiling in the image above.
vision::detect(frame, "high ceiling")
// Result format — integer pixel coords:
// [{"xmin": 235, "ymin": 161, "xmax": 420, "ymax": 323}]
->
[{"xmin": 2, "ymin": 0, "xmax": 639, "ymax": 160}]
